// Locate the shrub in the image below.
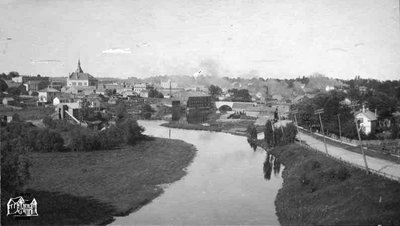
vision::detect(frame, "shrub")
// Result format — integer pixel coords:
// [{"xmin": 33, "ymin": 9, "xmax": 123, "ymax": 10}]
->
[
  {"xmin": 25, "ymin": 128, "xmax": 64, "ymax": 152},
  {"xmin": 1, "ymin": 139, "xmax": 31, "ymax": 193},
  {"xmin": 337, "ymin": 167, "xmax": 351, "ymax": 181},
  {"xmin": 118, "ymin": 118, "xmax": 146, "ymax": 145}
]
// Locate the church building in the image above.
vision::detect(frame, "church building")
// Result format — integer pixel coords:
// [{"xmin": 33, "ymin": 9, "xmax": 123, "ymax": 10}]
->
[{"xmin": 67, "ymin": 60, "xmax": 98, "ymax": 87}]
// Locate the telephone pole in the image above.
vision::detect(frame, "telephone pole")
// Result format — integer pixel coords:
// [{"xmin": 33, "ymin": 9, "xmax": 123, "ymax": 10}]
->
[
  {"xmin": 292, "ymin": 110, "xmax": 301, "ymax": 144},
  {"xmin": 337, "ymin": 114, "xmax": 342, "ymax": 144},
  {"xmin": 314, "ymin": 108, "xmax": 328, "ymax": 154},
  {"xmin": 350, "ymin": 103, "xmax": 369, "ymax": 173}
]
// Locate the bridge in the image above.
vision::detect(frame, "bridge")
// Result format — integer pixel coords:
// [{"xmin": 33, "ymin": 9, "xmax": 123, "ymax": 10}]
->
[{"xmin": 215, "ymin": 101, "xmax": 235, "ymax": 109}]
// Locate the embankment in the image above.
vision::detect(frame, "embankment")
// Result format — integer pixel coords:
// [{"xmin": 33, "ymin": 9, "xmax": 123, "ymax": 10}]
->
[{"xmin": 258, "ymin": 141, "xmax": 400, "ymax": 225}]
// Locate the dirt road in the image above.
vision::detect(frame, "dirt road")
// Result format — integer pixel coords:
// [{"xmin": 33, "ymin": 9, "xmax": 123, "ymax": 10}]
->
[{"xmin": 298, "ymin": 131, "xmax": 400, "ymax": 181}]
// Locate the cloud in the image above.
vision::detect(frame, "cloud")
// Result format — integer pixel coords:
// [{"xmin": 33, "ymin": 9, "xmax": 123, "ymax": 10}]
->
[
  {"xmin": 327, "ymin": 48, "xmax": 348, "ymax": 52},
  {"xmin": 30, "ymin": 59, "xmax": 61, "ymax": 64},
  {"xmin": 135, "ymin": 42, "xmax": 151, "ymax": 48},
  {"xmin": 354, "ymin": 43, "xmax": 365, "ymax": 47},
  {"xmin": 102, "ymin": 48, "xmax": 132, "ymax": 54}
]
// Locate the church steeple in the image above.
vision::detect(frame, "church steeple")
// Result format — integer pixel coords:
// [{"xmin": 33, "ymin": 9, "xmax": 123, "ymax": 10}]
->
[{"xmin": 76, "ymin": 59, "xmax": 83, "ymax": 73}]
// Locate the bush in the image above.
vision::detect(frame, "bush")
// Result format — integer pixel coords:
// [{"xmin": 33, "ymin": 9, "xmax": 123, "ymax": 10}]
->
[
  {"xmin": 118, "ymin": 118, "xmax": 146, "ymax": 145},
  {"xmin": 1, "ymin": 139, "xmax": 31, "ymax": 193},
  {"xmin": 25, "ymin": 128, "xmax": 64, "ymax": 152}
]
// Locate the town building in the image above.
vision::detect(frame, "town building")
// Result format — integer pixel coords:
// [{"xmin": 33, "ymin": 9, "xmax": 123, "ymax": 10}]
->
[
  {"xmin": 38, "ymin": 88, "xmax": 60, "ymax": 103},
  {"xmin": 24, "ymin": 80, "xmax": 49, "ymax": 93},
  {"xmin": 12, "ymin": 75, "xmax": 49, "ymax": 84},
  {"xmin": 67, "ymin": 60, "xmax": 98, "ymax": 87},
  {"xmin": 160, "ymin": 80, "xmax": 178, "ymax": 89},
  {"xmin": 133, "ymin": 83, "xmax": 153, "ymax": 94},
  {"xmin": 186, "ymin": 96, "xmax": 212, "ymax": 110},
  {"xmin": 355, "ymin": 106, "xmax": 377, "ymax": 135}
]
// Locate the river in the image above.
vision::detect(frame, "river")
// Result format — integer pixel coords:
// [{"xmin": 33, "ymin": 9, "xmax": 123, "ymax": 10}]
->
[{"xmin": 112, "ymin": 120, "xmax": 283, "ymax": 225}]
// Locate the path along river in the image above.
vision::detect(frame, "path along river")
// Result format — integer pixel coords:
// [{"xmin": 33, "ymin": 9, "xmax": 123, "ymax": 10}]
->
[{"xmin": 112, "ymin": 120, "xmax": 283, "ymax": 225}]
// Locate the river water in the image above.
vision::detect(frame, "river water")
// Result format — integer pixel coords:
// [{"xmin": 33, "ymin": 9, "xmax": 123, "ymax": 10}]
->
[{"xmin": 112, "ymin": 120, "xmax": 283, "ymax": 225}]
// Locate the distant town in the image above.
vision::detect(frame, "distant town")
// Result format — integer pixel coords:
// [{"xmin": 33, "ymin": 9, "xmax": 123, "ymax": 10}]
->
[{"xmin": 1, "ymin": 59, "xmax": 400, "ymax": 225}]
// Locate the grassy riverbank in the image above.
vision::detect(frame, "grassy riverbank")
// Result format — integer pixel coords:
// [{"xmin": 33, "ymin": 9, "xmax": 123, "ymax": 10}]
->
[
  {"xmin": 1, "ymin": 138, "xmax": 196, "ymax": 225},
  {"xmin": 258, "ymin": 142, "xmax": 400, "ymax": 225},
  {"xmin": 161, "ymin": 119, "xmax": 263, "ymax": 137}
]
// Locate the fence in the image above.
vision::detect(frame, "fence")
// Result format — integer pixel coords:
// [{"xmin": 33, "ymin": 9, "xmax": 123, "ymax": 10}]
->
[
  {"xmin": 298, "ymin": 141, "xmax": 400, "ymax": 183},
  {"xmin": 298, "ymin": 126, "xmax": 400, "ymax": 158}
]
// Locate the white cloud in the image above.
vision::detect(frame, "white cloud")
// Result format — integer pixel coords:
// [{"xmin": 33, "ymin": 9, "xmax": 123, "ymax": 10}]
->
[
  {"xmin": 102, "ymin": 48, "xmax": 131, "ymax": 54},
  {"xmin": 30, "ymin": 59, "xmax": 61, "ymax": 64}
]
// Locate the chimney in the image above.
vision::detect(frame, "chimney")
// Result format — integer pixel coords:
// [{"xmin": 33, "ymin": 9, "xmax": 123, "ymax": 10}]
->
[
  {"xmin": 375, "ymin": 108, "xmax": 377, "ymax": 116},
  {"xmin": 362, "ymin": 104, "xmax": 365, "ymax": 112}
]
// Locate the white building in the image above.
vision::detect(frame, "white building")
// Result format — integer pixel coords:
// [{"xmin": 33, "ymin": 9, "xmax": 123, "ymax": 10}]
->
[
  {"xmin": 67, "ymin": 60, "xmax": 98, "ymax": 87},
  {"xmin": 355, "ymin": 106, "xmax": 377, "ymax": 135},
  {"xmin": 160, "ymin": 80, "xmax": 178, "ymax": 89},
  {"xmin": 38, "ymin": 88, "xmax": 60, "ymax": 103}
]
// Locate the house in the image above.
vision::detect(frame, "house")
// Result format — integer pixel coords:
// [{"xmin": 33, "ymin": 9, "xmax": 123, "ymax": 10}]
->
[
  {"xmin": 355, "ymin": 105, "xmax": 377, "ymax": 135},
  {"xmin": 67, "ymin": 60, "xmax": 98, "ymax": 87},
  {"xmin": 24, "ymin": 80, "xmax": 48, "ymax": 92},
  {"xmin": 2, "ymin": 97, "xmax": 15, "ymax": 105},
  {"xmin": 61, "ymin": 86, "xmax": 96, "ymax": 95},
  {"xmin": 133, "ymin": 83, "xmax": 153, "ymax": 93},
  {"xmin": 38, "ymin": 88, "xmax": 60, "ymax": 103},
  {"xmin": 86, "ymin": 97, "xmax": 101, "ymax": 110},
  {"xmin": 56, "ymin": 102, "xmax": 82, "ymax": 120},
  {"xmin": 160, "ymin": 80, "xmax": 178, "ymax": 89}
]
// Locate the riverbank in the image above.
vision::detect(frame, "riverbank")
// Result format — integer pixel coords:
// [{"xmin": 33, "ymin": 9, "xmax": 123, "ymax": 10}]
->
[
  {"xmin": 1, "ymin": 138, "xmax": 196, "ymax": 225},
  {"xmin": 161, "ymin": 120, "xmax": 264, "ymax": 137},
  {"xmin": 257, "ymin": 141, "xmax": 400, "ymax": 225}
]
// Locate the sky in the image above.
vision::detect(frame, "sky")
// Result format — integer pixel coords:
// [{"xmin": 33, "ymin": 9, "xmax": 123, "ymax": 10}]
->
[{"xmin": 0, "ymin": 0, "xmax": 399, "ymax": 80}]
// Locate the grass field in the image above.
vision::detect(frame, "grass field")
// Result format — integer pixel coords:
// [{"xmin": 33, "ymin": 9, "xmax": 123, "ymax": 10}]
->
[
  {"xmin": 1, "ymin": 138, "xmax": 197, "ymax": 225},
  {"xmin": 259, "ymin": 142, "xmax": 400, "ymax": 225}
]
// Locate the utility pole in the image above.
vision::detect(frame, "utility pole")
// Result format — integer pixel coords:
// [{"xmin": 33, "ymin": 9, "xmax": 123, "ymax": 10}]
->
[
  {"xmin": 355, "ymin": 119, "xmax": 369, "ymax": 173},
  {"xmin": 337, "ymin": 114, "xmax": 342, "ymax": 144},
  {"xmin": 314, "ymin": 108, "xmax": 328, "ymax": 154},
  {"xmin": 292, "ymin": 110, "xmax": 301, "ymax": 144},
  {"xmin": 350, "ymin": 102, "xmax": 370, "ymax": 174}
]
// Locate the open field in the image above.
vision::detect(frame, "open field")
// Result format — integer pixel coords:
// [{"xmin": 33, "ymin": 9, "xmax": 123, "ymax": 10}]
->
[
  {"xmin": 1, "ymin": 138, "xmax": 196, "ymax": 225},
  {"xmin": 257, "ymin": 142, "xmax": 400, "ymax": 225}
]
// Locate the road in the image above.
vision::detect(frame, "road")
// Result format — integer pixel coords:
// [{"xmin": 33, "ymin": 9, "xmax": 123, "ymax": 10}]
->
[{"xmin": 298, "ymin": 131, "xmax": 400, "ymax": 181}]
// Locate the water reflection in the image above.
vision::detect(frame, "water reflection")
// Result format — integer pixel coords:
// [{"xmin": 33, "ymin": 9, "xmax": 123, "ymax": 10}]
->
[
  {"xmin": 186, "ymin": 110, "xmax": 211, "ymax": 124},
  {"xmin": 263, "ymin": 153, "xmax": 281, "ymax": 181},
  {"xmin": 247, "ymin": 138, "xmax": 258, "ymax": 151}
]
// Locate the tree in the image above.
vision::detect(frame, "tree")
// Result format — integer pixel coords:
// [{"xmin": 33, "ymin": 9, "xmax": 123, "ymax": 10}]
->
[
  {"xmin": 148, "ymin": 88, "xmax": 164, "ymax": 98},
  {"xmin": 264, "ymin": 120, "xmax": 274, "ymax": 147},
  {"xmin": 228, "ymin": 88, "xmax": 252, "ymax": 102},
  {"xmin": 247, "ymin": 124, "xmax": 257, "ymax": 140},
  {"xmin": 1, "ymin": 139, "xmax": 31, "ymax": 193},
  {"xmin": 0, "ymin": 79, "xmax": 8, "ymax": 92},
  {"xmin": 208, "ymin": 85, "xmax": 222, "ymax": 98},
  {"xmin": 115, "ymin": 102, "xmax": 128, "ymax": 122}
]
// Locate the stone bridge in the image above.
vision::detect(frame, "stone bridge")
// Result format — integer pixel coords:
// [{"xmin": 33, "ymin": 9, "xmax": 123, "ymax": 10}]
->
[{"xmin": 215, "ymin": 101, "xmax": 235, "ymax": 109}]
